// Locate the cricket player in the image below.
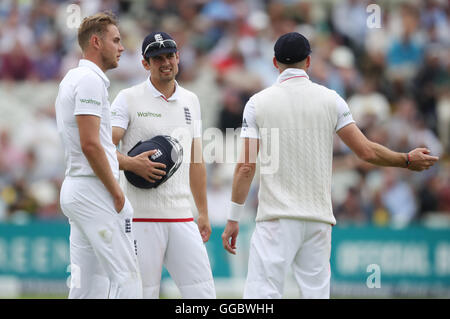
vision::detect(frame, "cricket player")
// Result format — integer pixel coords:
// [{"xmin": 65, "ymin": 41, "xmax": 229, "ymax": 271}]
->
[
  {"xmin": 111, "ymin": 31, "xmax": 215, "ymax": 298},
  {"xmin": 221, "ymin": 32, "xmax": 439, "ymax": 299},
  {"xmin": 55, "ymin": 12, "xmax": 142, "ymax": 299}
]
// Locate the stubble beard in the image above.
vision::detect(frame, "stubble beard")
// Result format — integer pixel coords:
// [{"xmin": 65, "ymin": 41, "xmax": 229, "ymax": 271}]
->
[
  {"xmin": 101, "ymin": 51, "xmax": 118, "ymax": 71},
  {"xmin": 160, "ymin": 67, "xmax": 178, "ymax": 82}
]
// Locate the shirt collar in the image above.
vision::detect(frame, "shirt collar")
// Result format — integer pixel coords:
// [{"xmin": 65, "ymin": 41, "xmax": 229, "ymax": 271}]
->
[
  {"xmin": 276, "ymin": 68, "xmax": 309, "ymax": 84},
  {"xmin": 78, "ymin": 59, "xmax": 110, "ymax": 88},
  {"xmin": 147, "ymin": 77, "xmax": 180, "ymax": 102}
]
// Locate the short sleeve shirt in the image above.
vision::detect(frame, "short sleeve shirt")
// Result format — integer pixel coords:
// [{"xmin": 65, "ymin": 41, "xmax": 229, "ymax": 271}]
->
[
  {"xmin": 241, "ymin": 69, "xmax": 355, "ymax": 139},
  {"xmin": 55, "ymin": 59, "xmax": 119, "ymax": 179},
  {"xmin": 111, "ymin": 78, "xmax": 202, "ymax": 138}
]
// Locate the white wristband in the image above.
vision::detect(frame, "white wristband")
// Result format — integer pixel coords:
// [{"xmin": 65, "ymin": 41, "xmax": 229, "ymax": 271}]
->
[{"xmin": 228, "ymin": 201, "xmax": 245, "ymax": 222}]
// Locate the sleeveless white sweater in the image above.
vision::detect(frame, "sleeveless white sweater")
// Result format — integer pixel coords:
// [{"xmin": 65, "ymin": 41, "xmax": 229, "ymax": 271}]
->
[
  {"xmin": 254, "ymin": 77, "xmax": 339, "ymax": 225},
  {"xmin": 117, "ymin": 81, "xmax": 201, "ymax": 219}
]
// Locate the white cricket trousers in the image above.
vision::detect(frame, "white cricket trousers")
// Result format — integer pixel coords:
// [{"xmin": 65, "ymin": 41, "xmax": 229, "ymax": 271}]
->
[
  {"xmin": 133, "ymin": 221, "xmax": 216, "ymax": 299},
  {"xmin": 60, "ymin": 176, "xmax": 142, "ymax": 299},
  {"xmin": 244, "ymin": 219, "xmax": 332, "ymax": 299}
]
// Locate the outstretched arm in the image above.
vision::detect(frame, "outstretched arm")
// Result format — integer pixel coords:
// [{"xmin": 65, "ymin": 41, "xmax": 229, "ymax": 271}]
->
[{"xmin": 337, "ymin": 123, "xmax": 439, "ymax": 171}]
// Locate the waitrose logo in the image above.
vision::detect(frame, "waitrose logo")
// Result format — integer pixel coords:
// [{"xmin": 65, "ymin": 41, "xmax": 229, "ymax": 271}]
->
[
  {"xmin": 137, "ymin": 112, "xmax": 162, "ymax": 118},
  {"xmin": 79, "ymin": 98, "xmax": 101, "ymax": 105},
  {"xmin": 342, "ymin": 111, "xmax": 351, "ymax": 117}
]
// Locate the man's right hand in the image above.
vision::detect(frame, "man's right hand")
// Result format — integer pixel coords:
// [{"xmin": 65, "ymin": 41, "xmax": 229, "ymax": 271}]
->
[
  {"xmin": 130, "ymin": 149, "xmax": 167, "ymax": 183},
  {"xmin": 113, "ymin": 191, "xmax": 126, "ymax": 213},
  {"xmin": 407, "ymin": 148, "xmax": 439, "ymax": 171},
  {"xmin": 222, "ymin": 220, "xmax": 239, "ymax": 255}
]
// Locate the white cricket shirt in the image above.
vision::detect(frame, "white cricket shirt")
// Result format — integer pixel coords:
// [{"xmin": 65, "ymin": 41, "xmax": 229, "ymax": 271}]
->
[
  {"xmin": 55, "ymin": 59, "xmax": 119, "ymax": 179},
  {"xmin": 240, "ymin": 68, "xmax": 355, "ymax": 225},
  {"xmin": 111, "ymin": 77, "xmax": 202, "ymax": 220}
]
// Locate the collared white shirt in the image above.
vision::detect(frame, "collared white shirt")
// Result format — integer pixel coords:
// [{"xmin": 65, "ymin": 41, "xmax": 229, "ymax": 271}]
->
[
  {"xmin": 109, "ymin": 77, "xmax": 203, "ymax": 219},
  {"xmin": 110, "ymin": 77, "xmax": 201, "ymax": 138},
  {"xmin": 146, "ymin": 76, "xmax": 181, "ymax": 102},
  {"xmin": 55, "ymin": 59, "xmax": 119, "ymax": 179},
  {"xmin": 241, "ymin": 68, "xmax": 355, "ymax": 139}
]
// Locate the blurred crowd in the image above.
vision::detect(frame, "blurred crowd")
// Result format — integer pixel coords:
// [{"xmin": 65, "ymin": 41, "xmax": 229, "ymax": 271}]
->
[{"xmin": 0, "ymin": 0, "xmax": 449, "ymax": 227}]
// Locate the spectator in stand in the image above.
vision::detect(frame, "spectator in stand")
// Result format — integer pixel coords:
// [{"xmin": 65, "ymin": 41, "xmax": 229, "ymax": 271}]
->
[
  {"xmin": 331, "ymin": 0, "xmax": 369, "ymax": 50},
  {"xmin": 0, "ymin": 6, "xmax": 33, "ymax": 55},
  {"xmin": 418, "ymin": 164, "xmax": 450, "ymax": 218},
  {"xmin": 438, "ymin": 168, "xmax": 450, "ymax": 213},
  {"xmin": 328, "ymin": 45, "xmax": 360, "ymax": 99},
  {"xmin": 200, "ymin": 0, "xmax": 236, "ymax": 49},
  {"xmin": 386, "ymin": 97, "xmax": 418, "ymax": 153},
  {"xmin": 0, "ymin": 129, "xmax": 26, "ymax": 181},
  {"xmin": 418, "ymin": 175, "xmax": 442, "ymax": 219},
  {"xmin": 409, "ymin": 116, "xmax": 443, "ymax": 159},
  {"xmin": 380, "ymin": 167, "xmax": 418, "ymax": 227},
  {"xmin": 32, "ymin": 33, "xmax": 62, "ymax": 81},
  {"xmin": 217, "ymin": 86, "xmax": 248, "ymax": 132},
  {"xmin": 436, "ymin": 95, "xmax": 450, "ymax": 154},
  {"xmin": 347, "ymin": 76, "xmax": 391, "ymax": 131},
  {"xmin": 0, "ymin": 40, "xmax": 35, "ymax": 81},
  {"xmin": 4, "ymin": 177, "xmax": 39, "ymax": 223},
  {"xmin": 413, "ymin": 46, "xmax": 448, "ymax": 134},
  {"xmin": 420, "ymin": 0, "xmax": 450, "ymax": 45},
  {"xmin": 386, "ymin": 4, "xmax": 424, "ymax": 83},
  {"xmin": 334, "ymin": 186, "xmax": 368, "ymax": 225}
]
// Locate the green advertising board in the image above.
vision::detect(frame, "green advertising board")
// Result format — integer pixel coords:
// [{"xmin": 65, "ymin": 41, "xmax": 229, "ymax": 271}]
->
[
  {"xmin": 0, "ymin": 222, "xmax": 70, "ymax": 280},
  {"xmin": 330, "ymin": 226, "xmax": 450, "ymax": 297},
  {"xmin": 0, "ymin": 222, "xmax": 449, "ymax": 297}
]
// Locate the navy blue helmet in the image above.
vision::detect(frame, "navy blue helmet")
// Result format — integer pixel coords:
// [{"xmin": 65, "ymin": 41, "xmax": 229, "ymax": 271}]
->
[{"xmin": 124, "ymin": 135, "xmax": 183, "ymax": 189}]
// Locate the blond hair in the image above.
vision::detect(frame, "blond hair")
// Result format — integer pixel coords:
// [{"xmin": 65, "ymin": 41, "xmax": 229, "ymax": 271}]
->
[{"xmin": 77, "ymin": 11, "xmax": 118, "ymax": 51}]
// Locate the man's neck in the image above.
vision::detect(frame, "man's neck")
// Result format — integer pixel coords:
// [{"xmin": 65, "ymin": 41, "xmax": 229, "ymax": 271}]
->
[
  {"xmin": 279, "ymin": 66, "xmax": 307, "ymax": 74},
  {"xmin": 150, "ymin": 77, "xmax": 176, "ymax": 99},
  {"xmin": 82, "ymin": 53, "xmax": 106, "ymax": 73}
]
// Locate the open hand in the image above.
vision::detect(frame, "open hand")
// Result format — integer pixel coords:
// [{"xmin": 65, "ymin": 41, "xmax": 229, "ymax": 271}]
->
[{"xmin": 131, "ymin": 149, "xmax": 167, "ymax": 183}]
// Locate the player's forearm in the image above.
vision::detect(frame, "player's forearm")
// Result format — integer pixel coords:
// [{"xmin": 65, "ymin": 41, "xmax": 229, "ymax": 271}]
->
[
  {"xmin": 364, "ymin": 141, "xmax": 407, "ymax": 168},
  {"xmin": 116, "ymin": 150, "xmax": 134, "ymax": 171},
  {"xmin": 231, "ymin": 162, "xmax": 256, "ymax": 204},
  {"xmin": 83, "ymin": 143, "xmax": 122, "ymax": 198},
  {"xmin": 190, "ymin": 162, "xmax": 208, "ymax": 216}
]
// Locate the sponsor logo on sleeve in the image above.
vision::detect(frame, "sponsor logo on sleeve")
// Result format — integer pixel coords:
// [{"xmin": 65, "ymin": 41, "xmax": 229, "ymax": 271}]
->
[{"xmin": 79, "ymin": 98, "xmax": 101, "ymax": 105}]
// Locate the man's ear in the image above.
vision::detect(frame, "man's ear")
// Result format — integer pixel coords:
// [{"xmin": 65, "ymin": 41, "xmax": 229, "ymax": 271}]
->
[
  {"xmin": 90, "ymin": 34, "xmax": 102, "ymax": 50},
  {"xmin": 142, "ymin": 58, "xmax": 151, "ymax": 70},
  {"xmin": 306, "ymin": 55, "xmax": 311, "ymax": 69},
  {"xmin": 273, "ymin": 57, "xmax": 279, "ymax": 69}
]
